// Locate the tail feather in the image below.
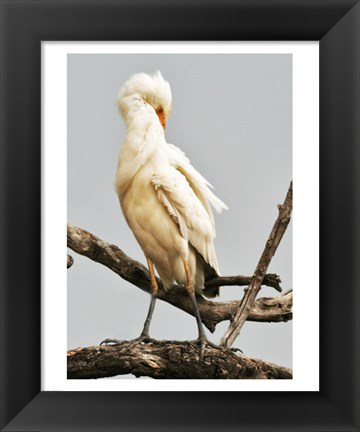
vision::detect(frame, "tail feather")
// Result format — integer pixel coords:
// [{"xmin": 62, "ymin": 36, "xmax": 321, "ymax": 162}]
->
[
  {"xmin": 203, "ymin": 285, "xmax": 220, "ymax": 298},
  {"xmin": 202, "ymin": 258, "xmax": 220, "ymax": 298}
]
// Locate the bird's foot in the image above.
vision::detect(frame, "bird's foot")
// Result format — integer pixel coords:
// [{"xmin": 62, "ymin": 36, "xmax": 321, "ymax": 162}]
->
[
  {"xmin": 191, "ymin": 335, "xmax": 215, "ymax": 360},
  {"xmin": 124, "ymin": 333, "xmax": 156, "ymax": 352},
  {"xmin": 191, "ymin": 336, "xmax": 243, "ymax": 360},
  {"xmin": 99, "ymin": 338, "xmax": 124, "ymax": 346},
  {"xmin": 100, "ymin": 334, "xmax": 155, "ymax": 348},
  {"xmin": 230, "ymin": 346, "xmax": 243, "ymax": 353},
  {"xmin": 130, "ymin": 333, "xmax": 154, "ymax": 344}
]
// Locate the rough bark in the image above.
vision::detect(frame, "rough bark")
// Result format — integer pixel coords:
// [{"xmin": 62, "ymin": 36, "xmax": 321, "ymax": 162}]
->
[
  {"xmin": 67, "ymin": 340, "xmax": 292, "ymax": 379},
  {"xmin": 67, "ymin": 224, "xmax": 292, "ymax": 332}
]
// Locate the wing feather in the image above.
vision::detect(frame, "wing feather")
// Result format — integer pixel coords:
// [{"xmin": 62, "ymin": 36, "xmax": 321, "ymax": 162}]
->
[
  {"xmin": 151, "ymin": 168, "xmax": 220, "ymax": 272},
  {"xmin": 166, "ymin": 143, "xmax": 228, "ymax": 216}
]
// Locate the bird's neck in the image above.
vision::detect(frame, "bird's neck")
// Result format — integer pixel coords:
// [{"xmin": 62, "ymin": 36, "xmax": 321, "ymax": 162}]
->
[{"xmin": 117, "ymin": 103, "xmax": 168, "ymax": 197}]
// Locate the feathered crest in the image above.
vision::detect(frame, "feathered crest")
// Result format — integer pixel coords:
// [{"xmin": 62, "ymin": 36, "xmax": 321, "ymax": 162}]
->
[{"xmin": 118, "ymin": 71, "xmax": 172, "ymax": 119}]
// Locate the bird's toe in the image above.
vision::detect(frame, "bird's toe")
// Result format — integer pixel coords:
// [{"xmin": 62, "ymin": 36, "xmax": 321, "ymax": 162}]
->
[
  {"xmin": 99, "ymin": 338, "xmax": 123, "ymax": 346},
  {"xmin": 125, "ymin": 334, "xmax": 156, "ymax": 351},
  {"xmin": 192, "ymin": 337, "xmax": 243, "ymax": 359}
]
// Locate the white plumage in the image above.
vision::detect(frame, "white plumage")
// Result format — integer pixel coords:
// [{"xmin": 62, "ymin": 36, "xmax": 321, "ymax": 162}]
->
[{"xmin": 115, "ymin": 71, "xmax": 227, "ymax": 354}]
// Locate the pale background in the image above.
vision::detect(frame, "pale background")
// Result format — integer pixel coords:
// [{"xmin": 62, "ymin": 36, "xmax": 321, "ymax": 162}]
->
[{"xmin": 67, "ymin": 54, "xmax": 292, "ymax": 376}]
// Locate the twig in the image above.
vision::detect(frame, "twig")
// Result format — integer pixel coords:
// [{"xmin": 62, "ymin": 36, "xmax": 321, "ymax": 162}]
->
[
  {"xmin": 67, "ymin": 224, "xmax": 292, "ymax": 332},
  {"xmin": 219, "ymin": 182, "xmax": 293, "ymax": 348}
]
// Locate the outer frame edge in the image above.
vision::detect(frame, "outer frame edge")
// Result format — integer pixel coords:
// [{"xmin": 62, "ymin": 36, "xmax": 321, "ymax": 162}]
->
[{"xmin": 1, "ymin": 0, "xmax": 359, "ymax": 431}]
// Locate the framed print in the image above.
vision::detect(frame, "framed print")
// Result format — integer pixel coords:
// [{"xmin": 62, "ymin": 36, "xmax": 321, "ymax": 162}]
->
[
  {"xmin": 1, "ymin": 1, "xmax": 359, "ymax": 431},
  {"xmin": 44, "ymin": 42, "xmax": 314, "ymax": 391}
]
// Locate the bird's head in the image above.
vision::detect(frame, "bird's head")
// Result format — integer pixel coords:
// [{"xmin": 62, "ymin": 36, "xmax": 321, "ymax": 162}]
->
[{"xmin": 118, "ymin": 71, "xmax": 172, "ymax": 130}]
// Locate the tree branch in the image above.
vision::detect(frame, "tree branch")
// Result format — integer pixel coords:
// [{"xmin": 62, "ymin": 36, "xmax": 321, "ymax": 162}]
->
[
  {"xmin": 205, "ymin": 273, "xmax": 282, "ymax": 292},
  {"xmin": 67, "ymin": 341, "xmax": 292, "ymax": 379},
  {"xmin": 220, "ymin": 182, "xmax": 293, "ymax": 347},
  {"xmin": 67, "ymin": 254, "xmax": 74, "ymax": 269},
  {"xmin": 67, "ymin": 224, "xmax": 292, "ymax": 332}
]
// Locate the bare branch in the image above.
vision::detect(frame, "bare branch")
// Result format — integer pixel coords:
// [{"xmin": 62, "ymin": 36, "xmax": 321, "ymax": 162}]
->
[
  {"xmin": 206, "ymin": 273, "xmax": 282, "ymax": 292},
  {"xmin": 67, "ymin": 224, "xmax": 292, "ymax": 332},
  {"xmin": 220, "ymin": 182, "xmax": 293, "ymax": 347},
  {"xmin": 67, "ymin": 340, "xmax": 292, "ymax": 379}
]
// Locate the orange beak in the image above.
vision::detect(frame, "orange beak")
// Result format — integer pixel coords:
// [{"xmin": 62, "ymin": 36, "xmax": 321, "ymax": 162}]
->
[{"xmin": 156, "ymin": 108, "xmax": 166, "ymax": 130}]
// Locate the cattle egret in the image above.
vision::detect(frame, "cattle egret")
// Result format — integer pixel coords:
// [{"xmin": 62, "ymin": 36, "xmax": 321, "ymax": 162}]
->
[{"xmin": 114, "ymin": 71, "xmax": 227, "ymax": 358}]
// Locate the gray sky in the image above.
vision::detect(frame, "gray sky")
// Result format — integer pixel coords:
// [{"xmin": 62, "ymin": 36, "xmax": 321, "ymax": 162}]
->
[{"xmin": 67, "ymin": 54, "xmax": 292, "ymax": 376}]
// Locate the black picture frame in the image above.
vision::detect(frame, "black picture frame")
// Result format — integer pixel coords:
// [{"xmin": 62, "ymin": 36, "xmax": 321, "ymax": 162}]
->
[{"xmin": 1, "ymin": 1, "xmax": 359, "ymax": 431}]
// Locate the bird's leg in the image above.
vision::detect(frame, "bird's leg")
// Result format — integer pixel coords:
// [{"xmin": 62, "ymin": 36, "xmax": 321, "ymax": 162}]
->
[
  {"xmin": 183, "ymin": 260, "xmax": 208, "ymax": 360},
  {"xmin": 100, "ymin": 258, "xmax": 158, "ymax": 347},
  {"xmin": 139, "ymin": 257, "xmax": 159, "ymax": 338},
  {"xmin": 182, "ymin": 261, "xmax": 242, "ymax": 358}
]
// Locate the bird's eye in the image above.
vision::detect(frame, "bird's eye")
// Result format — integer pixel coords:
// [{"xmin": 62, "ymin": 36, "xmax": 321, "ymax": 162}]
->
[{"xmin": 156, "ymin": 107, "xmax": 164, "ymax": 114}]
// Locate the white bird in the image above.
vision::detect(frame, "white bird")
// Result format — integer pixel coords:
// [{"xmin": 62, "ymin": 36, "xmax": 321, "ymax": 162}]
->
[{"xmin": 115, "ymin": 71, "xmax": 227, "ymax": 357}]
